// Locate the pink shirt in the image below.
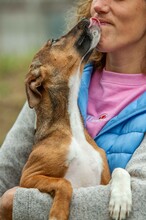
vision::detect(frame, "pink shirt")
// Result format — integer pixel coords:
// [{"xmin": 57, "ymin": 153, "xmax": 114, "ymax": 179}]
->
[{"xmin": 86, "ymin": 69, "xmax": 146, "ymax": 138}]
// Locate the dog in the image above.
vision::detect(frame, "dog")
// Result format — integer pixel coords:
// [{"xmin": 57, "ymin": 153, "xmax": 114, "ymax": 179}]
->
[{"xmin": 20, "ymin": 18, "xmax": 132, "ymax": 220}]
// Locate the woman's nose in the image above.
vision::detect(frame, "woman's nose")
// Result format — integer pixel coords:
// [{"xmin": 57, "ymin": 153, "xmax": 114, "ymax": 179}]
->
[{"xmin": 93, "ymin": 0, "xmax": 111, "ymax": 14}]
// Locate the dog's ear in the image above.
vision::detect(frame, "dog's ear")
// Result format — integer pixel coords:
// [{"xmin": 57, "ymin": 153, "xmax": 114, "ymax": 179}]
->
[{"xmin": 25, "ymin": 66, "xmax": 46, "ymax": 108}]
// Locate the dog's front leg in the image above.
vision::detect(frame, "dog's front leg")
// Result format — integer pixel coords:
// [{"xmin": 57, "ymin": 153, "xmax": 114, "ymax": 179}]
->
[
  {"xmin": 109, "ymin": 168, "xmax": 132, "ymax": 220},
  {"xmin": 20, "ymin": 175, "xmax": 73, "ymax": 220}
]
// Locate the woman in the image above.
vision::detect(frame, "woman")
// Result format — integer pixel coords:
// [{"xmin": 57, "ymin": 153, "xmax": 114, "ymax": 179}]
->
[{"xmin": 0, "ymin": 0, "xmax": 146, "ymax": 219}]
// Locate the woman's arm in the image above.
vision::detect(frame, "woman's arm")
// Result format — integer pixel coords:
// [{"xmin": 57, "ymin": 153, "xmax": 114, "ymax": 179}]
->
[
  {"xmin": 126, "ymin": 133, "xmax": 146, "ymax": 181},
  {"xmin": 0, "ymin": 102, "xmax": 35, "ymax": 196},
  {"xmin": 12, "ymin": 135, "xmax": 146, "ymax": 220},
  {"xmin": 1, "ymin": 102, "xmax": 146, "ymax": 220}
]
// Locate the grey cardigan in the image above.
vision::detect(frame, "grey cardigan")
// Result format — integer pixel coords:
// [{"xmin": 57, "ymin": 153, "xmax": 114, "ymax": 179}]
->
[{"xmin": 0, "ymin": 102, "xmax": 146, "ymax": 220}]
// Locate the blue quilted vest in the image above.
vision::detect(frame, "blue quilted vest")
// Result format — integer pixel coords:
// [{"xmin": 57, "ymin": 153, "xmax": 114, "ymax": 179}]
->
[{"xmin": 78, "ymin": 63, "xmax": 146, "ymax": 173}]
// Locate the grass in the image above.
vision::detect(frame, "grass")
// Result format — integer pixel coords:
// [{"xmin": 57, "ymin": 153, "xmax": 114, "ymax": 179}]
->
[
  {"xmin": 0, "ymin": 53, "xmax": 34, "ymax": 77},
  {"xmin": 0, "ymin": 52, "xmax": 36, "ymax": 145}
]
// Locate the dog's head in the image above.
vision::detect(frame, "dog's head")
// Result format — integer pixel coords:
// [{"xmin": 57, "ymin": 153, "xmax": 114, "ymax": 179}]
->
[{"xmin": 25, "ymin": 18, "xmax": 100, "ymax": 109}]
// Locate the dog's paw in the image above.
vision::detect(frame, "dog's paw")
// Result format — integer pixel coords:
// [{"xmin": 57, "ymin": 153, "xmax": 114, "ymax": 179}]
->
[
  {"xmin": 109, "ymin": 168, "xmax": 132, "ymax": 220},
  {"xmin": 49, "ymin": 209, "xmax": 69, "ymax": 220},
  {"xmin": 109, "ymin": 190, "xmax": 132, "ymax": 220}
]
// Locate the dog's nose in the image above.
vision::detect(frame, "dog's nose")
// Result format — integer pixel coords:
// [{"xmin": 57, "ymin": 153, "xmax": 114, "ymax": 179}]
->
[{"xmin": 77, "ymin": 18, "xmax": 90, "ymax": 30}]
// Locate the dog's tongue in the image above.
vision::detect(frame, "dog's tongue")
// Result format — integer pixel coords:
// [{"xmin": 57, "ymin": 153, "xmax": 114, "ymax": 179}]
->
[{"xmin": 89, "ymin": 17, "xmax": 100, "ymax": 28}]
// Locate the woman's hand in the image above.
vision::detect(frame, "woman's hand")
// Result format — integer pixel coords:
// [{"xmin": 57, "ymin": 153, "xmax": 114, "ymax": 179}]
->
[{"xmin": 0, "ymin": 187, "xmax": 18, "ymax": 220}]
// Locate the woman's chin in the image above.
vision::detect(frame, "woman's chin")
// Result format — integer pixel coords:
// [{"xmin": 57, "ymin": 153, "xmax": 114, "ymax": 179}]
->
[
  {"xmin": 96, "ymin": 41, "xmax": 115, "ymax": 53},
  {"xmin": 96, "ymin": 45, "xmax": 109, "ymax": 53},
  {"xmin": 96, "ymin": 39, "xmax": 108, "ymax": 53}
]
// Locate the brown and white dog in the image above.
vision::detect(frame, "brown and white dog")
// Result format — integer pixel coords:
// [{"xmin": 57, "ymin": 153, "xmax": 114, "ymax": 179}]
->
[{"xmin": 20, "ymin": 18, "xmax": 132, "ymax": 220}]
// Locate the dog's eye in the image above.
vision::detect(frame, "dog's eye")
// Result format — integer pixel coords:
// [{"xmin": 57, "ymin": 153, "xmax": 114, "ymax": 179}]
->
[{"xmin": 51, "ymin": 39, "xmax": 59, "ymax": 44}]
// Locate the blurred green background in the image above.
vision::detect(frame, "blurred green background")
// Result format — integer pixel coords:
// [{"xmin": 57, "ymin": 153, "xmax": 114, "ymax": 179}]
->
[{"xmin": 0, "ymin": 0, "xmax": 76, "ymax": 145}]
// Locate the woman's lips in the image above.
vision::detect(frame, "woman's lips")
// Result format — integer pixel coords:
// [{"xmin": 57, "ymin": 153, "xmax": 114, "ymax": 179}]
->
[
  {"xmin": 98, "ymin": 18, "xmax": 112, "ymax": 26},
  {"xmin": 89, "ymin": 17, "xmax": 101, "ymax": 28},
  {"xmin": 100, "ymin": 22, "xmax": 109, "ymax": 26},
  {"xmin": 89, "ymin": 17, "xmax": 112, "ymax": 28}
]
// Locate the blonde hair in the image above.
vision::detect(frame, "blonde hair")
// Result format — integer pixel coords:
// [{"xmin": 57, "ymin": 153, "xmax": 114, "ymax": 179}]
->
[{"xmin": 67, "ymin": 0, "xmax": 106, "ymax": 70}]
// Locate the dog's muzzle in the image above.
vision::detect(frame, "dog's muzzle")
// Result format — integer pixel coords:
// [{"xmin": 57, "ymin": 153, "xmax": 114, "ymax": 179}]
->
[{"xmin": 74, "ymin": 18, "xmax": 101, "ymax": 59}]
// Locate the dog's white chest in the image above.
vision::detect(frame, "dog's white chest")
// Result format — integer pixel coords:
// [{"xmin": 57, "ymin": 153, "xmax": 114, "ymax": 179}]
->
[
  {"xmin": 65, "ymin": 137, "xmax": 103, "ymax": 188},
  {"xmin": 66, "ymin": 72, "xmax": 103, "ymax": 188}
]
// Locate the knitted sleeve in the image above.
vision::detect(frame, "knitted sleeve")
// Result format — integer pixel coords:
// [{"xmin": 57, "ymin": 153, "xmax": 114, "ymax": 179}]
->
[
  {"xmin": 13, "ymin": 141, "xmax": 146, "ymax": 220},
  {"xmin": 0, "ymin": 103, "xmax": 146, "ymax": 220},
  {"xmin": 0, "ymin": 102, "xmax": 35, "ymax": 196},
  {"xmin": 13, "ymin": 137, "xmax": 146, "ymax": 219},
  {"xmin": 13, "ymin": 135, "xmax": 146, "ymax": 220}
]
